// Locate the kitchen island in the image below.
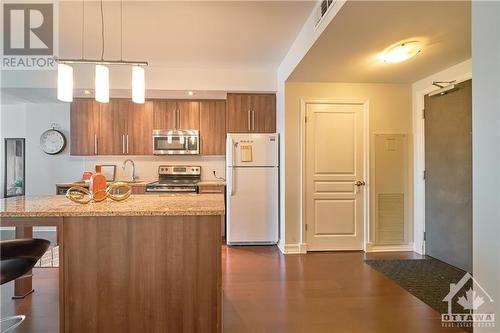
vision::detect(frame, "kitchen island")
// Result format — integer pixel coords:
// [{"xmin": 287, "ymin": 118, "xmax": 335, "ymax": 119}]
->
[{"xmin": 0, "ymin": 194, "xmax": 224, "ymax": 333}]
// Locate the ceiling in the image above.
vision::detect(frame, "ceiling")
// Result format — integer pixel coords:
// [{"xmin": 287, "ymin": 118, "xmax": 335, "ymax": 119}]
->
[
  {"xmin": 288, "ymin": 1, "xmax": 471, "ymax": 83},
  {"xmin": 58, "ymin": 1, "xmax": 315, "ymax": 69}
]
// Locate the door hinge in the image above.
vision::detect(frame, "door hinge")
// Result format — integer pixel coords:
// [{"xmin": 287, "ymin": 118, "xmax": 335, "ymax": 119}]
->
[
  {"xmin": 423, "ymin": 231, "xmax": 426, "ymax": 241},
  {"xmin": 422, "ymin": 109, "xmax": 426, "ymax": 119},
  {"xmin": 305, "ymin": 224, "xmax": 308, "ymax": 231},
  {"xmin": 305, "ymin": 116, "xmax": 307, "ymax": 123},
  {"xmin": 423, "ymin": 170, "xmax": 426, "ymax": 180}
]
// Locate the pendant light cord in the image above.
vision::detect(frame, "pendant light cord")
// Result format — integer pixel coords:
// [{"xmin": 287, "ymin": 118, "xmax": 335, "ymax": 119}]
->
[
  {"xmin": 81, "ymin": 0, "xmax": 84, "ymax": 59},
  {"xmin": 100, "ymin": 0, "xmax": 105, "ymax": 61},
  {"xmin": 120, "ymin": 0, "xmax": 123, "ymax": 61}
]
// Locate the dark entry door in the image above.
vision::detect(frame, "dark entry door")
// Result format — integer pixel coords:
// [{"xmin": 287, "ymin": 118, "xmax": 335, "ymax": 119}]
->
[{"xmin": 425, "ymin": 79, "xmax": 472, "ymax": 272}]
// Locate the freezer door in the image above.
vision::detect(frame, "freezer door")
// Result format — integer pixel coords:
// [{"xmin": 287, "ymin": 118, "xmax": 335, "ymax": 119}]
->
[
  {"xmin": 226, "ymin": 167, "xmax": 278, "ymax": 244},
  {"xmin": 226, "ymin": 134, "xmax": 278, "ymax": 167}
]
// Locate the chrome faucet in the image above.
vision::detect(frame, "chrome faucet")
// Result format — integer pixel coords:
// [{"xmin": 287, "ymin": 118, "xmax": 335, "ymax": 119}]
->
[{"xmin": 122, "ymin": 159, "xmax": 136, "ymax": 182}]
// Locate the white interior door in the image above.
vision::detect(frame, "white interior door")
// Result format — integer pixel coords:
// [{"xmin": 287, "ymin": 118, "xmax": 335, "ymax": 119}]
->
[{"xmin": 305, "ymin": 102, "xmax": 365, "ymax": 250}]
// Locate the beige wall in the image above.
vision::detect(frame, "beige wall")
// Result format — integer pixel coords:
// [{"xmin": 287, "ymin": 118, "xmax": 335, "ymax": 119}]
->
[{"xmin": 283, "ymin": 82, "xmax": 413, "ymax": 248}]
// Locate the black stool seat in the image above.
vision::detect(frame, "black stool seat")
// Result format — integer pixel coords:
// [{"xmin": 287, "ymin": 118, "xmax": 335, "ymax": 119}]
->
[{"xmin": 1, "ymin": 239, "xmax": 50, "ymax": 285}]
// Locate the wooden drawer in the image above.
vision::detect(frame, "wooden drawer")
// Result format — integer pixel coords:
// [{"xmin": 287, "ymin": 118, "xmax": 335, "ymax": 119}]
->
[{"xmin": 198, "ymin": 184, "xmax": 225, "ymax": 194}]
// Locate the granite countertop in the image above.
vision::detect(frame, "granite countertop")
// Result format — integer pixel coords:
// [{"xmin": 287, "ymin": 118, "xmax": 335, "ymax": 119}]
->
[
  {"xmin": 0, "ymin": 194, "xmax": 225, "ymax": 218},
  {"xmin": 197, "ymin": 180, "xmax": 226, "ymax": 186},
  {"xmin": 56, "ymin": 180, "xmax": 225, "ymax": 187},
  {"xmin": 56, "ymin": 180, "xmax": 152, "ymax": 187}
]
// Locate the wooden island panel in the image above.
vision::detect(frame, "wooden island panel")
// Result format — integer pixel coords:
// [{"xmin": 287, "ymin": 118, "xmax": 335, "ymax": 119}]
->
[{"xmin": 63, "ymin": 215, "xmax": 221, "ymax": 333}]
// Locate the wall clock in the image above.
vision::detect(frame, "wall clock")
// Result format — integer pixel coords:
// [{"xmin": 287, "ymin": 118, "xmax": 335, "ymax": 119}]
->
[{"xmin": 40, "ymin": 125, "xmax": 66, "ymax": 155}]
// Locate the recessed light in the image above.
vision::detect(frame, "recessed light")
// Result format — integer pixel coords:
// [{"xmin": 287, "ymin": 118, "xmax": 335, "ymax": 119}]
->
[
  {"xmin": 84, "ymin": 89, "xmax": 91, "ymax": 95},
  {"xmin": 380, "ymin": 41, "xmax": 422, "ymax": 63},
  {"xmin": 187, "ymin": 91, "xmax": 195, "ymax": 96}
]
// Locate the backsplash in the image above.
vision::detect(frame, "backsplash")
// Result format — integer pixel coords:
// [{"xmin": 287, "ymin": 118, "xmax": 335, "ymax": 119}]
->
[{"xmin": 81, "ymin": 155, "xmax": 226, "ymax": 182}]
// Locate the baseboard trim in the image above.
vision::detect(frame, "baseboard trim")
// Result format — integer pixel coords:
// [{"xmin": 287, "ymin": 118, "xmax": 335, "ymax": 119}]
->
[
  {"xmin": 278, "ymin": 243, "xmax": 308, "ymax": 254},
  {"xmin": 366, "ymin": 243, "xmax": 415, "ymax": 252}
]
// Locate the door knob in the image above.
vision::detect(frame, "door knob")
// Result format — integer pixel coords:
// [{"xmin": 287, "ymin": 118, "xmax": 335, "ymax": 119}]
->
[{"xmin": 354, "ymin": 180, "xmax": 366, "ymax": 186}]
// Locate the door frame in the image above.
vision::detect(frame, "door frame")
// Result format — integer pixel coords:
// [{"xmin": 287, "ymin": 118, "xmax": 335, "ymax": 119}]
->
[
  {"xmin": 299, "ymin": 99, "xmax": 370, "ymax": 252},
  {"xmin": 413, "ymin": 74, "xmax": 471, "ymax": 255}
]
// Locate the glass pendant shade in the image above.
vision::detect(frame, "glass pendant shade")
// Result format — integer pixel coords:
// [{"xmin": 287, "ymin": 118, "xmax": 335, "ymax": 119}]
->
[
  {"xmin": 95, "ymin": 64, "xmax": 109, "ymax": 103},
  {"xmin": 57, "ymin": 64, "xmax": 73, "ymax": 102},
  {"xmin": 132, "ymin": 66, "xmax": 145, "ymax": 104}
]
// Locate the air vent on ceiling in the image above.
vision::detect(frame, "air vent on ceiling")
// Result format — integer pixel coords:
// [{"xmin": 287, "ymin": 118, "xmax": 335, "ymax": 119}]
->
[{"xmin": 315, "ymin": 0, "xmax": 336, "ymax": 28}]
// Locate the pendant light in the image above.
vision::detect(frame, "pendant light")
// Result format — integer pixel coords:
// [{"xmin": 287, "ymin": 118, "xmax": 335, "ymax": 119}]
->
[
  {"xmin": 95, "ymin": 64, "xmax": 109, "ymax": 103},
  {"xmin": 55, "ymin": 0, "xmax": 147, "ymax": 103},
  {"xmin": 57, "ymin": 64, "xmax": 73, "ymax": 102},
  {"xmin": 94, "ymin": 0, "xmax": 109, "ymax": 103},
  {"xmin": 132, "ymin": 66, "xmax": 145, "ymax": 103}
]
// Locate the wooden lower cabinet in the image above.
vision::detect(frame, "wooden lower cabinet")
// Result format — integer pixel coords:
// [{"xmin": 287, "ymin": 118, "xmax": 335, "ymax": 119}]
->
[
  {"xmin": 63, "ymin": 215, "xmax": 222, "ymax": 332},
  {"xmin": 200, "ymin": 101, "xmax": 226, "ymax": 155},
  {"xmin": 198, "ymin": 184, "xmax": 225, "ymax": 194}
]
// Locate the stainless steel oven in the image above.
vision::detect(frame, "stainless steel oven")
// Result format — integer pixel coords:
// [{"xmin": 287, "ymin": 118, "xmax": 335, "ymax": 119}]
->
[
  {"xmin": 153, "ymin": 130, "xmax": 199, "ymax": 155},
  {"xmin": 145, "ymin": 165, "xmax": 200, "ymax": 193}
]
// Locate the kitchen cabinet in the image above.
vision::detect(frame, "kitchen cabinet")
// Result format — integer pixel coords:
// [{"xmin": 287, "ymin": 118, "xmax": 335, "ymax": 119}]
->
[
  {"xmin": 226, "ymin": 94, "xmax": 251, "ymax": 132},
  {"xmin": 99, "ymin": 100, "xmax": 129, "ymax": 155},
  {"xmin": 200, "ymin": 100, "xmax": 226, "ymax": 155},
  {"xmin": 198, "ymin": 183, "xmax": 225, "ymax": 194},
  {"xmin": 250, "ymin": 94, "xmax": 276, "ymax": 133},
  {"xmin": 227, "ymin": 93, "xmax": 276, "ymax": 133},
  {"xmin": 127, "ymin": 101, "xmax": 153, "ymax": 155},
  {"xmin": 70, "ymin": 99, "xmax": 100, "ymax": 155},
  {"xmin": 153, "ymin": 100, "xmax": 199, "ymax": 130}
]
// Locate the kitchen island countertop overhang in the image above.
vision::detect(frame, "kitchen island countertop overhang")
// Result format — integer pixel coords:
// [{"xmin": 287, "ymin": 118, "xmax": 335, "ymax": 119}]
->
[
  {"xmin": 0, "ymin": 193, "xmax": 224, "ymax": 333},
  {"xmin": 0, "ymin": 193, "xmax": 225, "ymax": 217}
]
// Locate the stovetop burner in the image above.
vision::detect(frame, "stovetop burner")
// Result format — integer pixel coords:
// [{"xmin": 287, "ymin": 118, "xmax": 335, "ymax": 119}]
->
[{"xmin": 146, "ymin": 165, "xmax": 201, "ymax": 193}]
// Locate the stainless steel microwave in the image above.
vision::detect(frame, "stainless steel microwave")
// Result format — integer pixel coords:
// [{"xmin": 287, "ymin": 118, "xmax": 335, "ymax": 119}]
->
[{"xmin": 153, "ymin": 129, "xmax": 200, "ymax": 155}]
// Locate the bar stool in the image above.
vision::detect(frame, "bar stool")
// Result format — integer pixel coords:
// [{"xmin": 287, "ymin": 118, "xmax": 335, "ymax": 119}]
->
[{"xmin": 1, "ymin": 238, "xmax": 50, "ymax": 333}]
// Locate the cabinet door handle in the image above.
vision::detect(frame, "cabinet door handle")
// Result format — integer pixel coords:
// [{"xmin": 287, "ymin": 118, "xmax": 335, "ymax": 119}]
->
[
  {"xmin": 176, "ymin": 109, "xmax": 180, "ymax": 129},
  {"xmin": 122, "ymin": 134, "xmax": 125, "ymax": 154},
  {"xmin": 94, "ymin": 135, "xmax": 98, "ymax": 155},
  {"xmin": 252, "ymin": 110, "xmax": 255, "ymax": 131},
  {"xmin": 247, "ymin": 110, "xmax": 251, "ymax": 131},
  {"xmin": 126, "ymin": 135, "xmax": 129, "ymax": 154}
]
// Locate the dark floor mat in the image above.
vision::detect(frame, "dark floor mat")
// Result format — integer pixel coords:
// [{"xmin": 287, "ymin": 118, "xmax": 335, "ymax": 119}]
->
[{"xmin": 365, "ymin": 257, "xmax": 473, "ymax": 332}]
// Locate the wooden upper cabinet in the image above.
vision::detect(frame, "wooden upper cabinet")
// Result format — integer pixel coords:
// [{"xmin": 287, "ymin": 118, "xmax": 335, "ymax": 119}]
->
[
  {"xmin": 70, "ymin": 99, "xmax": 100, "ymax": 156},
  {"xmin": 153, "ymin": 100, "xmax": 199, "ymax": 130},
  {"xmin": 177, "ymin": 101, "xmax": 200, "ymax": 130},
  {"xmin": 227, "ymin": 93, "xmax": 276, "ymax": 133},
  {"xmin": 98, "ymin": 100, "xmax": 129, "ymax": 155},
  {"xmin": 200, "ymin": 100, "xmax": 226, "ymax": 155},
  {"xmin": 227, "ymin": 94, "xmax": 251, "ymax": 132},
  {"xmin": 153, "ymin": 100, "xmax": 176, "ymax": 129},
  {"xmin": 127, "ymin": 101, "xmax": 153, "ymax": 155},
  {"xmin": 251, "ymin": 94, "xmax": 276, "ymax": 133}
]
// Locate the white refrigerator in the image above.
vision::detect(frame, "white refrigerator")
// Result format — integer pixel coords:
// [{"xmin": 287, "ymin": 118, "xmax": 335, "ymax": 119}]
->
[{"xmin": 226, "ymin": 133, "xmax": 279, "ymax": 245}]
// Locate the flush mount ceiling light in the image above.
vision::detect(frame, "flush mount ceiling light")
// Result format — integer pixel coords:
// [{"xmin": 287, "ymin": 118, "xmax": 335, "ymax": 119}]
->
[
  {"xmin": 55, "ymin": 0, "xmax": 148, "ymax": 103},
  {"xmin": 379, "ymin": 41, "xmax": 422, "ymax": 63}
]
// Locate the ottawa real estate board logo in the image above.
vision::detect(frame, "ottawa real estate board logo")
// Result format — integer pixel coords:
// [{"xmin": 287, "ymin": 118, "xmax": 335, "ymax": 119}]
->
[
  {"xmin": 2, "ymin": 2, "xmax": 56, "ymax": 69},
  {"xmin": 442, "ymin": 272, "xmax": 495, "ymax": 329}
]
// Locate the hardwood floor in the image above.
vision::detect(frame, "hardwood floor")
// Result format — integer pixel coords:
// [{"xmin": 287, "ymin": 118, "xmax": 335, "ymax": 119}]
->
[{"xmin": 1, "ymin": 246, "xmax": 465, "ymax": 333}]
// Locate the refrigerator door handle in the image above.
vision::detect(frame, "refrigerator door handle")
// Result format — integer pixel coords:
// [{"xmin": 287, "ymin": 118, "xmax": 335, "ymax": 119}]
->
[{"xmin": 230, "ymin": 138, "xmax": 236, "ymax": 195}]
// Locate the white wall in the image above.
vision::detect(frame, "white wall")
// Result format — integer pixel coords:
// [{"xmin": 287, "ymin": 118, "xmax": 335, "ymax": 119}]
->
[
  {"xmin": 0, "ymin": 102, "xmax": 225, "ymax": 196},
  {"xmin": 411, "ymin": 59, "xmax": 472, "ymax": 254},
  {"xmin": 472, "ymin": 2, "xmax": 500, "ymax": 330},
  {"xmin": 276, "ymin": 0, "xmax": 346, "ymax": 251},
  {"xmin": 1, "ymin": 66, "xmax": 277, "ymax": 92}
]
